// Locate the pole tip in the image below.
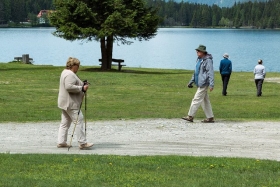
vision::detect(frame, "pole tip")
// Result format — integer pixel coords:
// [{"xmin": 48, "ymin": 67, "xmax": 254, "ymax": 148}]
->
[{"xmin": 67, "ymin": 145, "xmax": 72, "ymax": 151}]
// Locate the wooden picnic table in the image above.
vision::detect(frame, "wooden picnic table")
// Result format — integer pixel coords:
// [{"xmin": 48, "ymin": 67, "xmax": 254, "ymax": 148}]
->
[
  {"xmin": 14, "ymin": 54, "xmax": 33, "ymax": 64},
  {"xmin": 99, "ymin": 58, "xmax": 126, "ymax": 71}
]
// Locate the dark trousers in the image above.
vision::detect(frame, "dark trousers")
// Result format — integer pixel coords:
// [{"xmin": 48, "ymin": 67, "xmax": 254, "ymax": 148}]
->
[
  {"xmin": 255, "ymin": 79, "xmax": 264, "ymax": 96},
  {"xmin": 221, "ymin": 74, "xmax": 231, "ymax": 95}
]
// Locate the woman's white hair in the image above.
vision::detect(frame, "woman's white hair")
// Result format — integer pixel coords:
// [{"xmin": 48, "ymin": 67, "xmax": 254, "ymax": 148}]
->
[{"xmin": 66, "ymin": 57, "xmax": 80, "ymax": 69}]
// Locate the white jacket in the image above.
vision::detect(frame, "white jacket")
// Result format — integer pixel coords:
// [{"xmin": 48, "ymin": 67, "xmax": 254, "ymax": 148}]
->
[
  {"xmin": 58, "ymin": 69, "xmax": 84, "ymax": 110},
  {"xmin": 254, "ymin": 64, "xmax": 266, "ymax": 79}
]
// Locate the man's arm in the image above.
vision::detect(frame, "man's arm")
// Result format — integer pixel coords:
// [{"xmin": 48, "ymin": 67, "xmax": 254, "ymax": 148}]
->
[{"xmin": 207, "ymin": 59, "xmax": 215, "ymax": 89}]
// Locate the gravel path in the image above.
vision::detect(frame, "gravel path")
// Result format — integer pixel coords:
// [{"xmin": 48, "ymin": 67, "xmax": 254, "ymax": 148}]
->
[{"xmin": 1, "ymin": 119, "xmax": 279, "ymax": 161}]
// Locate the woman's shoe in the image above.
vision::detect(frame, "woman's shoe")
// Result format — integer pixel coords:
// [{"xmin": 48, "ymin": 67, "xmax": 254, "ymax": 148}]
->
[
  {"xmin": 201, "ymin": 117, "xmax": 215, "ymax": 123},
  {"xmin": 57, "ymin": 143, "xmax": 69, "ymax": 148},
  {"xmin": 182, "ymin": 116, "xmax": 193, "ymax": 122},
  {"xmin": 79, "ymin": 143, "xmax": 94, "ymax": 149}
]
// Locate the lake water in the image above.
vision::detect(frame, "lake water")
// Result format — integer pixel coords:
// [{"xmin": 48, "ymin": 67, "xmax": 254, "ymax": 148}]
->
[{"xmin": 1, "ymin": 28, "xmax": 280, "ymax": 72}]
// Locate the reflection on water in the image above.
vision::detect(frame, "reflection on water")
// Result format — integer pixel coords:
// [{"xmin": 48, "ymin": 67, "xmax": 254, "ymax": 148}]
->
[{"xmin": 0, "ymin": 28, "xmax": 279, "ymax": 72}]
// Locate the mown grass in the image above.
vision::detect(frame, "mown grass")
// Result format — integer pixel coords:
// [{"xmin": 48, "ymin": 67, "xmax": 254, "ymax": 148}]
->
[
  {"xmin": 1, "ymin": 62, "xmax": 280, "ymax": 187},
  {"xmin": 1, "ymin": 154, "xmax": 280, "ymax": 187},
  {"xmin": 0, "ymin": 62, "xmax": 280, "ymax": 122}
]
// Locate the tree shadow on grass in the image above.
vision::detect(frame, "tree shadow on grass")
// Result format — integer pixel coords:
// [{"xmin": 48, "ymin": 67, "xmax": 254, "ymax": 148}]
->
[{"xmin": 80, "ymin": 67, "xmax": 192, "ymax": 75}]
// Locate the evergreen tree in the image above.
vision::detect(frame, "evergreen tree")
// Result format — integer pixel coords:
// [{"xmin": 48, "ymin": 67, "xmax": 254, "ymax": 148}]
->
[
  {"xmin": 50, "ymin": 0, "xmax": 160, "ymax": 70},
  {"xmin": 190, "ymin": 10, "xmax": 198, "ymax": 27},
  {"xmin": 11, "ymin": 0, "xmax": 25, "ymax": 23},
  {"xmin": 0, "ymin": 1, "xmax": 4, "ymax": 21}
]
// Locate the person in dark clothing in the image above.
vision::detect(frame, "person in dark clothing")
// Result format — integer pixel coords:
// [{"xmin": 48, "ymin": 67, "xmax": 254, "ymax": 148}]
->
[{"xmin": 219, "ymin": 53, "xmax": 232, "ymax": 96}]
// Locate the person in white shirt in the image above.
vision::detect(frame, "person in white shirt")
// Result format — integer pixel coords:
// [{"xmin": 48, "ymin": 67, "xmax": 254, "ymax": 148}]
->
[{"xmin": 253, "ymin": 59, "xmax": 266, "ymax": 97}]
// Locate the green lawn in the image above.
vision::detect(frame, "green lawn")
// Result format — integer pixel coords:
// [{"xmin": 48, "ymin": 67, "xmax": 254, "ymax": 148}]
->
[
  {"xmin": 0, "ymin": 62, "xmax": 280, "ymax": 187},
  {"xmin": 0, "ymin": 62, "xmax": 280, "ymax": 122},
  {"xmin": 1, "ymin": 154, "xmax": 280, "ymax": 187}
]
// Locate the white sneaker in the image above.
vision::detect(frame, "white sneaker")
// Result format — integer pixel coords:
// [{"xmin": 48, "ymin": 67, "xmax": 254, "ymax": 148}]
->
[{"xmin": 79, "ymin": 143, "xmax": 94, "ymax": 149}]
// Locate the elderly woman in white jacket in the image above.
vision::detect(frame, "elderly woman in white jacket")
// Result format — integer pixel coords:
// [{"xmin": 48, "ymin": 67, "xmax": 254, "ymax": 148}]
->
[
  {"xmin": 254, "ymin": 59, "xmax": 266, "ymax": 97},
  {"xmin": 57, "ymin": 57, "xmax": 93, "ymax": 149}
]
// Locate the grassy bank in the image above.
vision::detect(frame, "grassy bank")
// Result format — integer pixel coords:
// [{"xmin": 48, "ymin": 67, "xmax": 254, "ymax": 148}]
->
[
  {"xmin": 1, "ymin": 63, "xmax": 280, "ymax": 186},
  {"xmin": 0, "ymin": 63, "xmax": 280, "ymax": 122},
  {"xmin": 1, "ymin": 154, "xmax": 280, "ymax": 187}
]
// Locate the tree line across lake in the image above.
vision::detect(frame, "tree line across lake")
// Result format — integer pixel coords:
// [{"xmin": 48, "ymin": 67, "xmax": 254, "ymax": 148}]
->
[
  {"xmin": 0, "ymin": 0, "xmax": 280, "ymax": 28},
  {"xmin": 147, "ymin": 0, "xmax": 280, "ymax": 28},
  {"xmin": 0, "ymin": 0, "xmax": 53, "ymax": 25}
]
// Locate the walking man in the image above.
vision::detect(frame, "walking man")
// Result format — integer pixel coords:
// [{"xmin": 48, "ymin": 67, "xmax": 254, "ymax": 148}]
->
[
  {"xmin": 254, "ymin": 59, "xmax": 266, "ymax": 97},
  {"xmin": 57, "ymin": 57, "xmax": 94, "ymax": 149},
  {"xmin": 219, "ymin": 53, "xmax": 232, "ymax": 96},
  {"xmin": 182, "ymin": 44, "xmax": 215, "ymax": 123}
]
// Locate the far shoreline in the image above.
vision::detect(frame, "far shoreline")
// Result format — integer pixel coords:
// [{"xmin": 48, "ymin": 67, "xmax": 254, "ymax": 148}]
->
[
  {"xmin": 2, "ymin": 62, "xmax": 280, "ymax": 73},
  {"xmin": 1, "ymin": 25, "xmax": 280, "ymax": 30}
]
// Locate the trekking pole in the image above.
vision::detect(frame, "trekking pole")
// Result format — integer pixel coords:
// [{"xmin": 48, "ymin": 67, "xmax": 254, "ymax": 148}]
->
[
  {"xmin": 68, "ymin": 100, "xmax": 83, "ymax": 151},
  {"xmin": 84, "ymin": 91, "xmax": 87, "ymax": 138},
  {"xmin": 82, "ymin": 80, "xmax": 90, "ymax": 138}
]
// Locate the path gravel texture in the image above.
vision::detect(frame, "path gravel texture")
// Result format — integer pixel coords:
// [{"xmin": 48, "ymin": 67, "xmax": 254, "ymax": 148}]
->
[{"xmin": 1, "ymin": 119, "xmax": 279, "ymax": 161}]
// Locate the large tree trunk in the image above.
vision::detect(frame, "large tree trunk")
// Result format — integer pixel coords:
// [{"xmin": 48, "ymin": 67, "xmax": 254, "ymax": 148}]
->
[
  {"xmin": 100, "ymin": 35, "xmax": 114, "ymax": 70},
  {"xmin": 107, "ymin": 35, "xmax": 113, "ymax": 69}
]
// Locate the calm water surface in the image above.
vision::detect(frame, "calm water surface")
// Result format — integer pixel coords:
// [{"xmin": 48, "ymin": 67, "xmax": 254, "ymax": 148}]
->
[{"xmin": 1, "ymin": 28, "xmax": 280, "ymax": 72}]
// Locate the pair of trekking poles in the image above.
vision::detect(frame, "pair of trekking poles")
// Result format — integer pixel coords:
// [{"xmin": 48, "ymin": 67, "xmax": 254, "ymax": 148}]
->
[{"xmin": 68, "ymin": 80, "xmax": 89, "ymax": 151}]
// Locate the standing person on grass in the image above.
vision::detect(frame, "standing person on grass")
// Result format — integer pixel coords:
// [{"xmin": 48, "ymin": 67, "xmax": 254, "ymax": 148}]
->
[
  {"xmin": 182, "ymin": 44, "xmax": 215, "ymax": 123},
  {"xmin": 57, "ymin": 57, "xmax": 93, "ymax": 149},
  {"xmin": 254, "ymin": 59, "xmax": 266, "ymax": 97},
  {"xmin": 219, "ymin": 53, "xmax": 232, "ymax": 96}
]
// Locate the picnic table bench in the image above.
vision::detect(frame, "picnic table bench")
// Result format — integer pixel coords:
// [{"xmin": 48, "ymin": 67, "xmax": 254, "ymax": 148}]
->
[
  {"xmin": 99, "ymin": 58, "xmax": 126, "ymax": 71},
  {"xmin": 14, "ymin": 54, "xmax": 33, "ymax": 64},
  {"xmin": 14, "ymin": 57, "xmax": 22, "ymax": 61},
  {"xmin": 14, "ymin": 57, "xmax": 33, "ymax": 61}
]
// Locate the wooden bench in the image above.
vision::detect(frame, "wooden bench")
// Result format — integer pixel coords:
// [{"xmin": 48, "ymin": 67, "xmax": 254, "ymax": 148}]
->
[
  {"xmin": 14, "ymin": 57, "xmax": 22, "ymax": 61},
  {"xmin": 99, "ymin": 58, "xmax": 126, "ymax": 71}
]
